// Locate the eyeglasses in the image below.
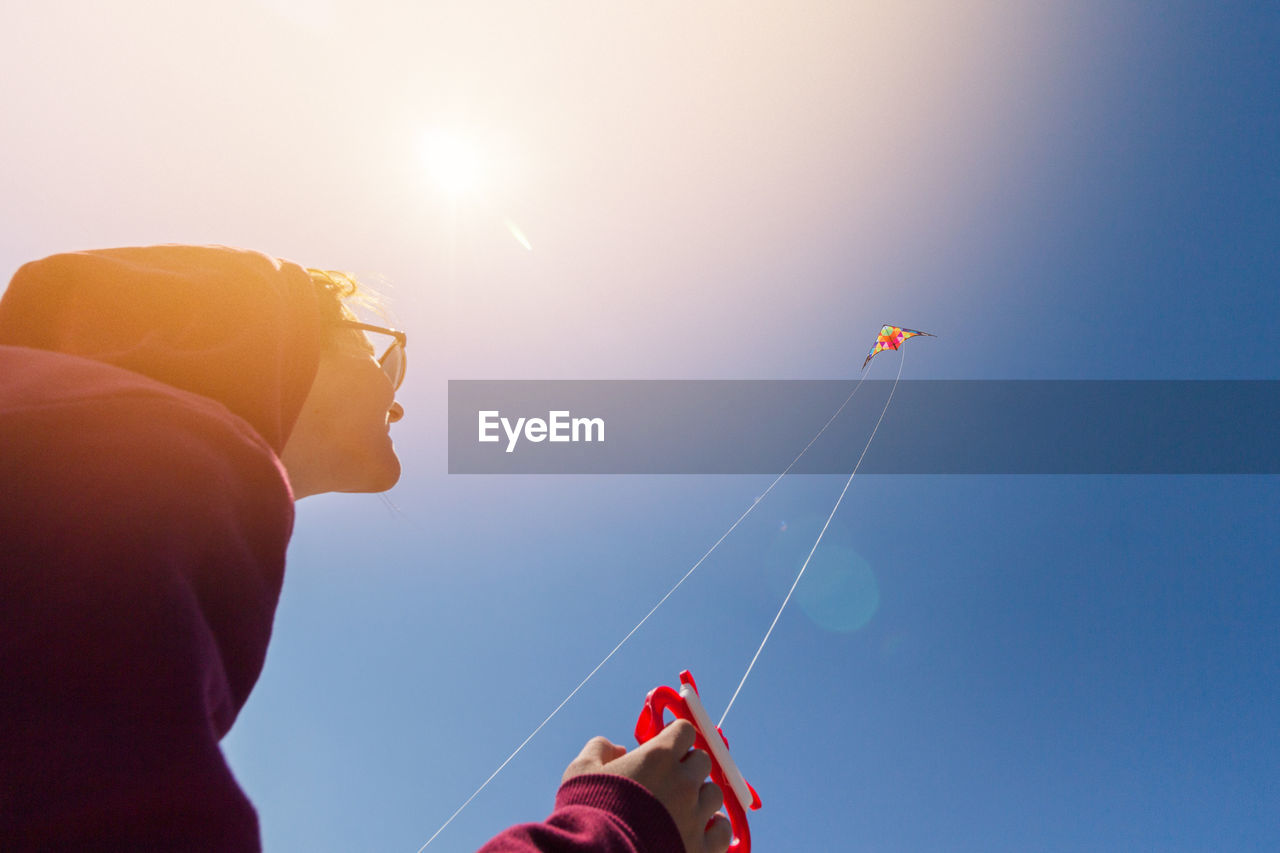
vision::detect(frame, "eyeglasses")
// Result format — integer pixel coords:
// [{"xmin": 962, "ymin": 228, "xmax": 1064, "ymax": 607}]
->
[{"xmin": 341, "ymin": 321, "xmax": 408, "ymax": 391}]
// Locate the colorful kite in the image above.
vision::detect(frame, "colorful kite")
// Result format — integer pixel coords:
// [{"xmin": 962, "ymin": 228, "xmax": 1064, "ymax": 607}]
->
[{"xmin": 862, "ymin": 325, "xmax": 934, "ymax": 370}]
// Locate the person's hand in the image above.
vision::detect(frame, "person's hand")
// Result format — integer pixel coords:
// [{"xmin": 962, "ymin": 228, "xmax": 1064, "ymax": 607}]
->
[{"xmin": 563, "ymin": 720, "xmax": 732, "ymax": 853}]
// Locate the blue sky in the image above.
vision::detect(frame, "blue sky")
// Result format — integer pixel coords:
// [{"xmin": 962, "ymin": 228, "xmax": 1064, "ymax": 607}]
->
[{"xmin": 2, "ymin": 2, "xmax": 1277, "ymax": 851}]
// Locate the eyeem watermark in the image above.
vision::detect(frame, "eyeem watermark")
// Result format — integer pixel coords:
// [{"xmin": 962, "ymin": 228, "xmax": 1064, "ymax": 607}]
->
[
  {"xmin": 451, "ymin": 380, "xmax": 1280, "ymax": 474},
  {"xmin": 478, "ymin": 410, "xmax": 606, "ymax": 453}
]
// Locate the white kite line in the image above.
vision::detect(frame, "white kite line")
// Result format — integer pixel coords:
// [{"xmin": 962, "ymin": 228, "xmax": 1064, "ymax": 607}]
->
[
  {"xmin": 720, "ymin": 347, "xmax": 906, "ymax": 727},
  {"xmin": 418, "ymin": 359, "xmax": 904, "ymax": 851}
]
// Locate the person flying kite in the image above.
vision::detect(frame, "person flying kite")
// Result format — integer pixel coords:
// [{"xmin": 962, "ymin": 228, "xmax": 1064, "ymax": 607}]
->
[{"xmin": 862, "ymin": 325, "xmax": 934, "ymax": 370}]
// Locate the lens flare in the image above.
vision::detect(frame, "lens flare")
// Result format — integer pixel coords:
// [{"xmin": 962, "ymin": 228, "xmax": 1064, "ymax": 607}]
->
[
  {"xmin": 768, "ymin": 517, "xmax": 879, "ymax": 633},
  {"xmin": 794, "ymin": 544, "xmax": 879, "ymax": 633},
  {"xmin": 504, "ymin": 218, "xmax": 533, "ymax": 251}
]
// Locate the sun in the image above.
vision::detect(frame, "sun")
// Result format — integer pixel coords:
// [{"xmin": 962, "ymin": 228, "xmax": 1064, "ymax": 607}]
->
[{"xmin": 419, "ymin": 130, "xmax": 485, "ymax": 198}]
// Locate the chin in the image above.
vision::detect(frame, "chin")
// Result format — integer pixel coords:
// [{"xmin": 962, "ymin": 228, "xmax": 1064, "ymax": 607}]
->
[
  {"xmin": 341, "ymin": 447, "xmax": 402, "ymax": 494},
  {"xmin": 371, "ymin": 457, "xmax": 402, "ymax": 491}
]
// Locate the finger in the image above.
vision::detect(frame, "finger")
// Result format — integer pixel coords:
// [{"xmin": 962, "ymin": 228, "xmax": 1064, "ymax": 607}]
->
[
  {"xmin": 696, "ymin": 780, "xmax": 725, "ymax": 820},
  {"xmin": 702, "ymin": 813, "xmax": 733, "ymax": 853},
  {"xmin": 563, "ymin": 736, "xmax": 626, "ymax": 783},
  {"xmin": 576, "ymin": 736, "xmax": 623, "ymax": 768},
  {"xmin": 659, "ymin": 718, "xmax": 698, "ymax": 754},
  {"xmin": 682, "ymin": 747, "xmax": 713, "ymax": 781}
]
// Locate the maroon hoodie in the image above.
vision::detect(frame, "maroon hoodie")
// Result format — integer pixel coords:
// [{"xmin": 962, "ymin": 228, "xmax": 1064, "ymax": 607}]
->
[{"xmin": 0, "ymin": 246, "xmax": 682, "ymax": 852}]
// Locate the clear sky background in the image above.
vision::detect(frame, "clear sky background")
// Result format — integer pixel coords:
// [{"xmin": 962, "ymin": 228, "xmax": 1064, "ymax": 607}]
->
[{"xmin": 2, "ymin": 2, "xmax": 1277, "ymax": 851}]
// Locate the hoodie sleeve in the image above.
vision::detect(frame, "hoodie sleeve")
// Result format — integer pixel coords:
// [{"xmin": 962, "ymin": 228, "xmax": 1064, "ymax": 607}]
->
[
  {"xmin": 0, "ymin": 349, "xmax": 294, "ymax": 852},
  {"xmin": 476, "ymin": 774, "xmax": 684, "ymax": 853}
]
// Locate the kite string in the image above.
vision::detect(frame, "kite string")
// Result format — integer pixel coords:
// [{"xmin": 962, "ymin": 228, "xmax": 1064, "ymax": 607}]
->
[
  {"xmin": 416, "ymin": 372, "xmax": 872, "ymax": 851},
  {"xmin": 719, "ymin": 347, "xmax": 906, "ymax": 728}
]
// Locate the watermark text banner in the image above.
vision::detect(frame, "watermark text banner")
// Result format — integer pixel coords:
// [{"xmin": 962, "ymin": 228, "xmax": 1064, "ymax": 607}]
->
[{"xmin": 447, "ymin": 380, "xmax": 1279, "ymax": 474}]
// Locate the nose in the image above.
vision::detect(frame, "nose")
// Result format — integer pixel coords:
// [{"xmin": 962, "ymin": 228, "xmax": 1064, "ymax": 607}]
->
[{"xmin": 388, "ymin": 401, "xmax": 405, "ymax": 423}]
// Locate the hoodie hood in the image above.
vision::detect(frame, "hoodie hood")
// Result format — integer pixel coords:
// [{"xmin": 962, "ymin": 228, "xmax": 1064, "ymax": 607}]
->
[{"xmin": 0, "ymin": 244, "xmax": 321, "ymax": 453}]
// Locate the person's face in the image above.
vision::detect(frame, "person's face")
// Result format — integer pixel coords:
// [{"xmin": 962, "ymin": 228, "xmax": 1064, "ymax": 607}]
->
[{"xmin": 280, "ymin": 327, "xmax": 404, "ymax": 498}]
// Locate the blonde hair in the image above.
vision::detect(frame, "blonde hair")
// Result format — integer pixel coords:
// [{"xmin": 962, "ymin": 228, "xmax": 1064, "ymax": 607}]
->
[{"xmin": 306, "ymin": 268, "xmax": 382, "ymax": 326}]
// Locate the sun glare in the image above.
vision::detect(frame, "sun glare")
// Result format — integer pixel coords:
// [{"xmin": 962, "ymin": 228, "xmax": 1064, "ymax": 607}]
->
[{"xmin": 420, "ymin": 131, "xmax": 484, "ymax": 197}]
